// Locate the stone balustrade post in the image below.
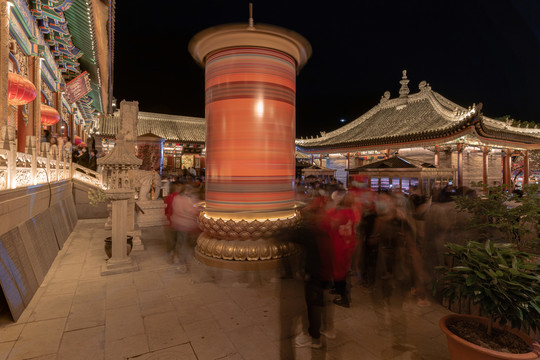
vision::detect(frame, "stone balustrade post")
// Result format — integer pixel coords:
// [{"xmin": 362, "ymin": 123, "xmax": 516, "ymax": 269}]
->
[
  {"xmin": 7, "ymin": 145, "xmax": 15, "ymax": 189},
  {"xmin": 25, "ymin": 135, "xmax": 31, "ymax": 154},
  {"xmin": 64, "ymin": 150, "xmax": 70, "ymax": 180},
  {"xmin": 44, "ymin": 144, "xmax": 50, "ymax": 183},
  {"xmin": 55, "ymin": 149, "xmax": 60, "ymax": 181},
  {"xmin": 30, "ymin": 136, "xmax": 37, "ymax": 184}
]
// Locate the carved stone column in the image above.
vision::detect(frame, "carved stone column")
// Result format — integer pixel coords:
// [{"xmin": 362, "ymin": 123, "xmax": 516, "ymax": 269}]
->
[
  {"xmin": 101, "ymin": 189, "xmax": 138, "ymax": 275},
  {"xmin": 190, "ymin": 21, "xmax": 311, "ymax": 269},
  {"xmin": 98, "ymin": 134, "xmax": 143, "ymax": 275},
  {"xmin": 118, "ymin": 100, "xmax": 138, "ymax": 151},
  {"xmin": 0, "ymin": 0, "xmax": 8, "ymax": 148},
  {"xmin": 0, "ymin": 0, "xmax": 16, "ymax": 190}
]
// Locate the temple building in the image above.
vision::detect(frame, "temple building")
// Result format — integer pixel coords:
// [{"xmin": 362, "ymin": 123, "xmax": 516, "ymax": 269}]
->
[
  {"xmin": 0, "ymin": 0, "xmax": 114, "ymax": 320},
  {"xmin": 94, "ymin": 110, "xmax": 206, "ymax": 176},
  {"xmin": 2, "ymin": 0, "xmax": 114, "ymax": 152},
  {"xmin": 296, "ymin": 71, "xmax": 540, "ymax": 190}
]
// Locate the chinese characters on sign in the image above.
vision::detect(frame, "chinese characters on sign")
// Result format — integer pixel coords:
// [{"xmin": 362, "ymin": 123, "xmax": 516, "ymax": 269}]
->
[{"xmin": 65, "ymin": 71, "xmax": 91, "ymax": 104}]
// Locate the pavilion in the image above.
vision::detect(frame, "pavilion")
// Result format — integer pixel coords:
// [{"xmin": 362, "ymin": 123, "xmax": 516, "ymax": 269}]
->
[{"xmin": 296, "ymin": 71, "xmax": 540, "ymax": 189}]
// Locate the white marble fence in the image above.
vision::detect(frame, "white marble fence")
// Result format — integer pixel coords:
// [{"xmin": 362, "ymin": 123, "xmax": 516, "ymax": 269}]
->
[{"xmin": 0, "ymin": 136, "xmax": 103, "ymax": 191}]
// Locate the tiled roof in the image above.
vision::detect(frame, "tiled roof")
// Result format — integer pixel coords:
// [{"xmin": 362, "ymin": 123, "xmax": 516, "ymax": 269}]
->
[
  {"xmin": 353, "ymin": 156, "xmax": 435, "ymax": 170},
  {"xmin": 296, "ymin": 76, "xmax": 540, "ymax": 152},
  {"xmin": 97, "ymin": 111, "xmax": 206, "ymax": 143}
]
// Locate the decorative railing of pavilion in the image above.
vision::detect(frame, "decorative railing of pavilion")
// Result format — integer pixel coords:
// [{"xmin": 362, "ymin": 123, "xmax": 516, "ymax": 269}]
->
[{"xmin": 0, "ymin": 136, "xmax": 103, "ymax": 191}]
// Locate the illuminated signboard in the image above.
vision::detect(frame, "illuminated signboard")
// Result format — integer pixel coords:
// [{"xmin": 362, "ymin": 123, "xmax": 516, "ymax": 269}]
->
[{"xmin": 65, "ymin": 71, "xmax": 91, "ymax": 104}]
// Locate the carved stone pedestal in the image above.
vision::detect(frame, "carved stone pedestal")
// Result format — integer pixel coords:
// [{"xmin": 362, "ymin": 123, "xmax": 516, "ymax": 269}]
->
[
  {"xmin": 101, "ymin": 191, "xmax": 139, "ymax": 276},
  {"xmin": 128, "ymin": 224, "xmax": 144, "ymax": 251},
  {"xmin": 136, "ymin": 199, "xmax": 167, "ymax": 228}
]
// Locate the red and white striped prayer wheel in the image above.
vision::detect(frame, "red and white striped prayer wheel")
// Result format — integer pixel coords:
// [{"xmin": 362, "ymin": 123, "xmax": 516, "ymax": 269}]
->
[{"xmin": 190, "ymin": 21, "xmax": 311, "ymax": 269}]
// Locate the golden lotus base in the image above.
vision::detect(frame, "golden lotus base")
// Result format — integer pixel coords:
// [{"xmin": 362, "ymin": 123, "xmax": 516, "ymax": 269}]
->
[
  {"xmin": 195, "ymin": 232, "xmax": 299, "ymax": 271},
  {"xmin": 194, "ymin": 248, "xmax": 292, "ymax": 271}
]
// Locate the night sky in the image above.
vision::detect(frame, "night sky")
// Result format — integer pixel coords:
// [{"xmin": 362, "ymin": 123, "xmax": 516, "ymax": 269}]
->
[{"xmin": 113, "ymin": 0, "xmax": 540, "ymax": 138}]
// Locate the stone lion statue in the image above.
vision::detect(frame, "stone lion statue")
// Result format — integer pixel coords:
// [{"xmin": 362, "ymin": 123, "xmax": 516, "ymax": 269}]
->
[{"xmin": 128, "ymin": 169, "xmax": 161, "ymax": 201}]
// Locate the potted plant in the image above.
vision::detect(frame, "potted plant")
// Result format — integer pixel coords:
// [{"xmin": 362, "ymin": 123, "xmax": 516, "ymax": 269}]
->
[
  {"xmin": 433, "ymin": 182, "xmax": 540, "ymax": 359},
  {"xmin": 435, "ymin": 240, "xmax": 540, "ymax": 359}
]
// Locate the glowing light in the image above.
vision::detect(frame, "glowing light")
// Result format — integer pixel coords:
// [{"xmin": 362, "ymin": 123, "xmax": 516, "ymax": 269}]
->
[
  {"xmin": 340, "ymin": 118, "xmax": 346, "ymax": 123},
  {"xmin": 255, "ymin": 100, "xmax": 264, "ymax": 117},
  {"xmin": 7, "ymin": 1, "xmax": 14, "ymax": 16}
]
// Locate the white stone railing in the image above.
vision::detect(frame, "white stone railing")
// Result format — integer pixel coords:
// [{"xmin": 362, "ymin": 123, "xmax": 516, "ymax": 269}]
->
[
  {"xmin": 0, "ymin": 136, "xmax": 103, "ymax": 191},
  {"xmin": 72, "ymin": 163, "xmax": 104, "ymax": 188}
]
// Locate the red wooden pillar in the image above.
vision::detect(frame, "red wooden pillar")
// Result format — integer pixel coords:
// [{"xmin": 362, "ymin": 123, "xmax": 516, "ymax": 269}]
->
[
  {"xmin": 385, "ymin": 148, "xmax": 390, "ymax": 158},
  {"xmin": 523, "ymin": 150, "xmax": 529, "ymax": 186},
  {"xmin": 506, "ymin": 149, "xmax": 513, "ymax": 187},
  {"xmin": 502, "ymin": 149, "xmax": 512, "ymax": 187},
  {"xmin": 17, "ymin": 107, "xmax": 29, "ymax": 152},
  {"xmin": 346, "ymin": 152, "xmax": 350, "ymax": 188},
  {"xmin": 482, "ymin": 146, "xmax": 489, "ymax": 186},
  {"xmin": 319, "ymin": 154, "xmax": 322, "ymax": 167},
  {"xmin": 502, "ymin": 151, "xmax": 507, "ymax": 186},
  {"xmin": 457, "ymin": 143, "xmax": 464, "ymax": 188}
]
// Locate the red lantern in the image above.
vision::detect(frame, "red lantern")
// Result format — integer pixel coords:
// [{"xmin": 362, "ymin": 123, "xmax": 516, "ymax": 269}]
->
[
  {"xmin": 79, "ymin": 142, "xmax": 87, "ymax": 147},
  {"xmin": 41, "ymin": 104, "xmax": 60, "ymax": 126},
  {"xmin": 8, "ymin": 72, "xmax": 37, "ymax": 106},
  {"xmin": 73, "ymin": 135, "xmax": 82, "ymax": 145}
]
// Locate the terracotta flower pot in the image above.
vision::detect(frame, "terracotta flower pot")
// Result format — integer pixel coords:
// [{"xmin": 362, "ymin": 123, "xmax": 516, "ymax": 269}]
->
[
  {"xmin": 440, "ymin": 314, "xmax": 540, "ymax": 360},
  {"xmin": 104, "ymin": 236, "xmax": 133, "ymax": 259}
]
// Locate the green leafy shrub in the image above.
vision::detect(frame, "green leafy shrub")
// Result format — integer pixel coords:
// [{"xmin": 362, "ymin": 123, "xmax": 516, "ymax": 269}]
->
[
  {"xmin": 88, "ymin": 187, "xmax": 108, "ymax": 207},
  {"xmin": 454, "ymin": 182, "xmax": 540, "ymax": 251},
  {"xmin": 434, "ymin": 240, "xmax": 540, "ymax": 336}
]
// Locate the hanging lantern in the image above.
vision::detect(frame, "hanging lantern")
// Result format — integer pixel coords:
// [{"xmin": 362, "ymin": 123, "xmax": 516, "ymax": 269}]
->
[
  {"xmin": 41, "ymin": 104, "xmax": 60, "ymax": 126},
  {"xmin": 73, "ymin": 135, "xmax": 82, "ymax": 145},
  {"xmin": 8, "ymin": 72, "xmax": 37, "ymax": 106}
]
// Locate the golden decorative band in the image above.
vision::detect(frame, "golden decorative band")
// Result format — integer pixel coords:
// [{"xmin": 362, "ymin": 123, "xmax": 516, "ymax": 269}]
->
[
  {"xmin": 197, "ymin": 211, "xmax": 301, "ymax": 240},
  {"xmin": 196, "ymin": 233, "xmax": 298, "ymax": 261}
]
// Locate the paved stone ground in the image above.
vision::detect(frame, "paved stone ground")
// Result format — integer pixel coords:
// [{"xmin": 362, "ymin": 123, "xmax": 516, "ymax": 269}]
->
[{"xmin": 0, "ymin": 219, "xmax": 451, "ymax": 360}]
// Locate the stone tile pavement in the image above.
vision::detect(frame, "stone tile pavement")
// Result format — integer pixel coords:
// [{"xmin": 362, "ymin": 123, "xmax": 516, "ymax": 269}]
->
[{"xmin": 0, "ymin": 219, "xmax": 452, "ymax": 360}]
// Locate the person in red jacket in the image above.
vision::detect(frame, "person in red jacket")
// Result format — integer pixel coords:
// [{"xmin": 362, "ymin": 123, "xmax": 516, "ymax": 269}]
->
[
  {"xmin": 164, "ymin": 182, "xmax": 181, "ymax": 262},
  {"xmin": 324, "ymin": 190, "xmax": 359, "ymax": 308}
]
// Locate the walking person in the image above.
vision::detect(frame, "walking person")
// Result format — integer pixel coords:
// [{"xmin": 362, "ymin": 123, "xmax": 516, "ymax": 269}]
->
[
  {"xmin": 169, "ymin": 184, "xmax": 200, "ymax": 273},
  {"xmin": 324, "ymin": 190, "xmax": 358, "ymax": 308},
  {"xmin": 287, "ymin": 188, "xmax": 336, "ymax": 350},
  {"xmin": 164, "ymin": 182, "xmax": 181, "ymax": 263}
]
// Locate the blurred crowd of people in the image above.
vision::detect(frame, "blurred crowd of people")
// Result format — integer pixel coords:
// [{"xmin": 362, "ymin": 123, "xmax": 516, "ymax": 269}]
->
[
  {"xmin": 282, "ymin": 177, "xmax": 433, "ymax": 350},
  {"xmin": 157, "ymin": 174, "xmax": 481, "ymax": 354},
  {"xmin": 41, "ymin": 129, "xmax": 99, "ymax": 171},
  {"xmin": 163, "ymin": 176, "xmax": 205, "ymax": 273}
]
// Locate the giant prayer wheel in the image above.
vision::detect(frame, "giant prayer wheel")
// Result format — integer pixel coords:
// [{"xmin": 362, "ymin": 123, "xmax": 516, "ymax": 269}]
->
[{"xmin": 190, "ymin": 22, "xmax": 311, "ymax": 269}]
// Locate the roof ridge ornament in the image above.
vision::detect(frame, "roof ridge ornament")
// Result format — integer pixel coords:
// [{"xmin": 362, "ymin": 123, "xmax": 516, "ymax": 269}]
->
[
  {"xmin": 418, "ymin": 80, "xmax": 431, "ymax": 92},
  {"xmin": 399, "ymin": 70, "xmax": 410, "ymax": 98},
  {"xmin": 380, "ymin": 91, "xmax": 391, "ymax": 104},
  {"xmin": 247, "ymin": 3, "xmax": 255, "ymax": 30}
]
